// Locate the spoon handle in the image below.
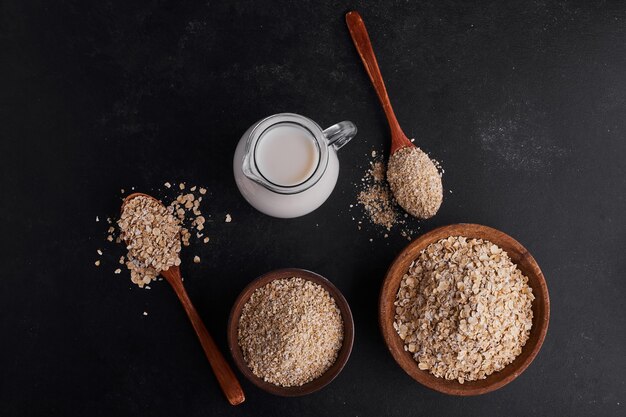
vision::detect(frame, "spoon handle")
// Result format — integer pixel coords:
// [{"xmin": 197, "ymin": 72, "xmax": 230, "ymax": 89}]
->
[
  {"xmin": 346, "ymin": 11, "xmax": 413, "ymax": 153},
  {"xmin": 163, "ymin": 267, "xmax": 245, "ymax": 406}
]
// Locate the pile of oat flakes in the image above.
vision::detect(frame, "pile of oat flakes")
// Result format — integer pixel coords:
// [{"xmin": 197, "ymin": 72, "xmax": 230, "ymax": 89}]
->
[
  {"xmin": 118, "ymin": 195, "xmax": 182, "ymax": 287},
  {"xmin": 394, "ymin": 236, "xmax": 534, "ymax": 383},
  {"xmin": 353, "ymin": 150, "xmax": 418, "ymax": 240},
  {"xmin": 237, "ymin": 277, "xmax": 344, "ymax": 387},
  {"xmin": 387, "ymin": 146, "xmax": 443, "ymax": 220}
]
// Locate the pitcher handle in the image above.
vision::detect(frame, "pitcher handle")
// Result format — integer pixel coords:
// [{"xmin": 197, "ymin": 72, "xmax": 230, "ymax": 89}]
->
[{"xmin": 323, "ymin": 121, "xmax": 357, "ymax": 151}]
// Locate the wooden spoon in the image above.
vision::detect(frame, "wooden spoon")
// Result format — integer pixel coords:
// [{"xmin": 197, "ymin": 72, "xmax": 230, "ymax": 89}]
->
[
  {"xmin": 345, "ymin": 10, "xmax": 413, "ymax": 154},
  {"xmin": 346, "ymin": 11, "xmax": 443, "ymax": 219},
  {"xmin": 121, "ymin": 193, "xmax": 245, "ymax": 406}
]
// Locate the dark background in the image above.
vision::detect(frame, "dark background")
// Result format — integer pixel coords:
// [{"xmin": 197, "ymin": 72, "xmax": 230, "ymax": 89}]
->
[{"xmin": 1, "ymin": 1, "xmax": 625, "ymax": 416}]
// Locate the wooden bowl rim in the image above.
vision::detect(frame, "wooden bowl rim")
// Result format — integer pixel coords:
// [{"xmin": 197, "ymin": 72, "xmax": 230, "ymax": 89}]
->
[
  {"xmin": 228, "ymin": 268, "xmax": 355, "ymax": 397},
  {"xmin": 379, "ymin": 223, "xmax": 550, "ymax": 396}
]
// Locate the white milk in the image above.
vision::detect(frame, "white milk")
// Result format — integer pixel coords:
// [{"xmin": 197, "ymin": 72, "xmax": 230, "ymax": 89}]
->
[
  {"xmin": 254, "ymin": 124, "xmax": 320, "ymax": 186},
  {"xmin": 234, "ymin": 113, "xmax": 356, "ymax": 218}
]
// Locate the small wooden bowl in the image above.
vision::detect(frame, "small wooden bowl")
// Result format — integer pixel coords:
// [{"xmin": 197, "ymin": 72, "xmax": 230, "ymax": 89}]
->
[
  {"xmin": 379, "ymin": 224, "xmax": 550, "ymax": 396},
  {"xmin": 228, "ymin": 268, "xmax": 355, "ymax": 397}
]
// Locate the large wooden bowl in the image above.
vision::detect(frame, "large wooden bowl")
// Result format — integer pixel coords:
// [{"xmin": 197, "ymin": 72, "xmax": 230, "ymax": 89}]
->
[
  {"xmin": 379, "ymin": 224, "xmax": 550, "ymax": 395},
  {"xmin": 228, "ymin": 268, "xmax": 354, "ymax": 397}
]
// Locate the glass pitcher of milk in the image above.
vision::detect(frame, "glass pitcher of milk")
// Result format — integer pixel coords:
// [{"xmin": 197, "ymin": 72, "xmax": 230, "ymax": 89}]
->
[{"xmin": 233, "ymin": 113, "xmax": 357, "ymax": 218}]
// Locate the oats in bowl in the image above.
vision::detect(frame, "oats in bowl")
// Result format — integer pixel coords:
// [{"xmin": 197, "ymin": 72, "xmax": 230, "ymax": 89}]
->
[
  {"xmin": 237, "ymin": 277, "xmax": 344, "ymax": 387},
  {"xmin": 394, "ymin": 236, "xmax": 534, "ymax": 384}
]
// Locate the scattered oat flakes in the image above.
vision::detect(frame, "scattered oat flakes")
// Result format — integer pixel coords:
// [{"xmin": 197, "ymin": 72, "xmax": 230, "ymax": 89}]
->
[
  {"xmin": 225, "ymin": 214, "xmax": 232, "ymax": 223},
  {"xmin": 193, "ymin": 256, "xmax": 201, "ymax": 264},
  {"xmin": 357, "ymin": 160, "xmax": 397, "ymax": 230},
  {"xmin": 358, "ymin": 183, "xmax": 397, "ymax": 230},
  {"xmin": 96, "ymin": 216, "xmax": 99, "ymax": 222},
  {"xmin": 353, "ymin": 152, "xmax": 421, "ymax": 239},
  {"xmin": 203, "ymin": 237, "xmax": 209, "ymax": 243},
  {"xmin": 94, "ymin": 260, "xmax": 100, "ymax": 266},
  {"xmin": 97, "ymin": 249, "xmax": 103, "ymax": 255},
  {"xmin": 181, "ymin": 228, "xmax": 191, "ymax": 246},
  {"xmin": 105, "ymin": 182, "xmax": 213, "ymax": 283},
  {"xmin": 114, "ymin": 268, "xmax": 121, "ymax": 274},
  {"xmin": 143, "ymin": 311, "xmax": 148, "ymax": 316}
]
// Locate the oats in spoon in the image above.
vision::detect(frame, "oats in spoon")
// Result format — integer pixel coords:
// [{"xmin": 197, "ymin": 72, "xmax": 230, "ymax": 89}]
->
[
  {"xmin": 394, "ymin": 236, "xmax": 534, "ymax": 383},
  {"xmin": 387, "ymin": 147, "xmax": 443, "ymax": 219},
  {"xmin": 118, "ymin": 196, "xmax": 182, "ymax": 288}
]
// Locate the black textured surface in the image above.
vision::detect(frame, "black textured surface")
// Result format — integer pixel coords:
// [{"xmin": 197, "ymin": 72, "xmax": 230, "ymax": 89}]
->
[{"xmin": 1, "ymin": 1, "xmax": 625, "ymax": 416}]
